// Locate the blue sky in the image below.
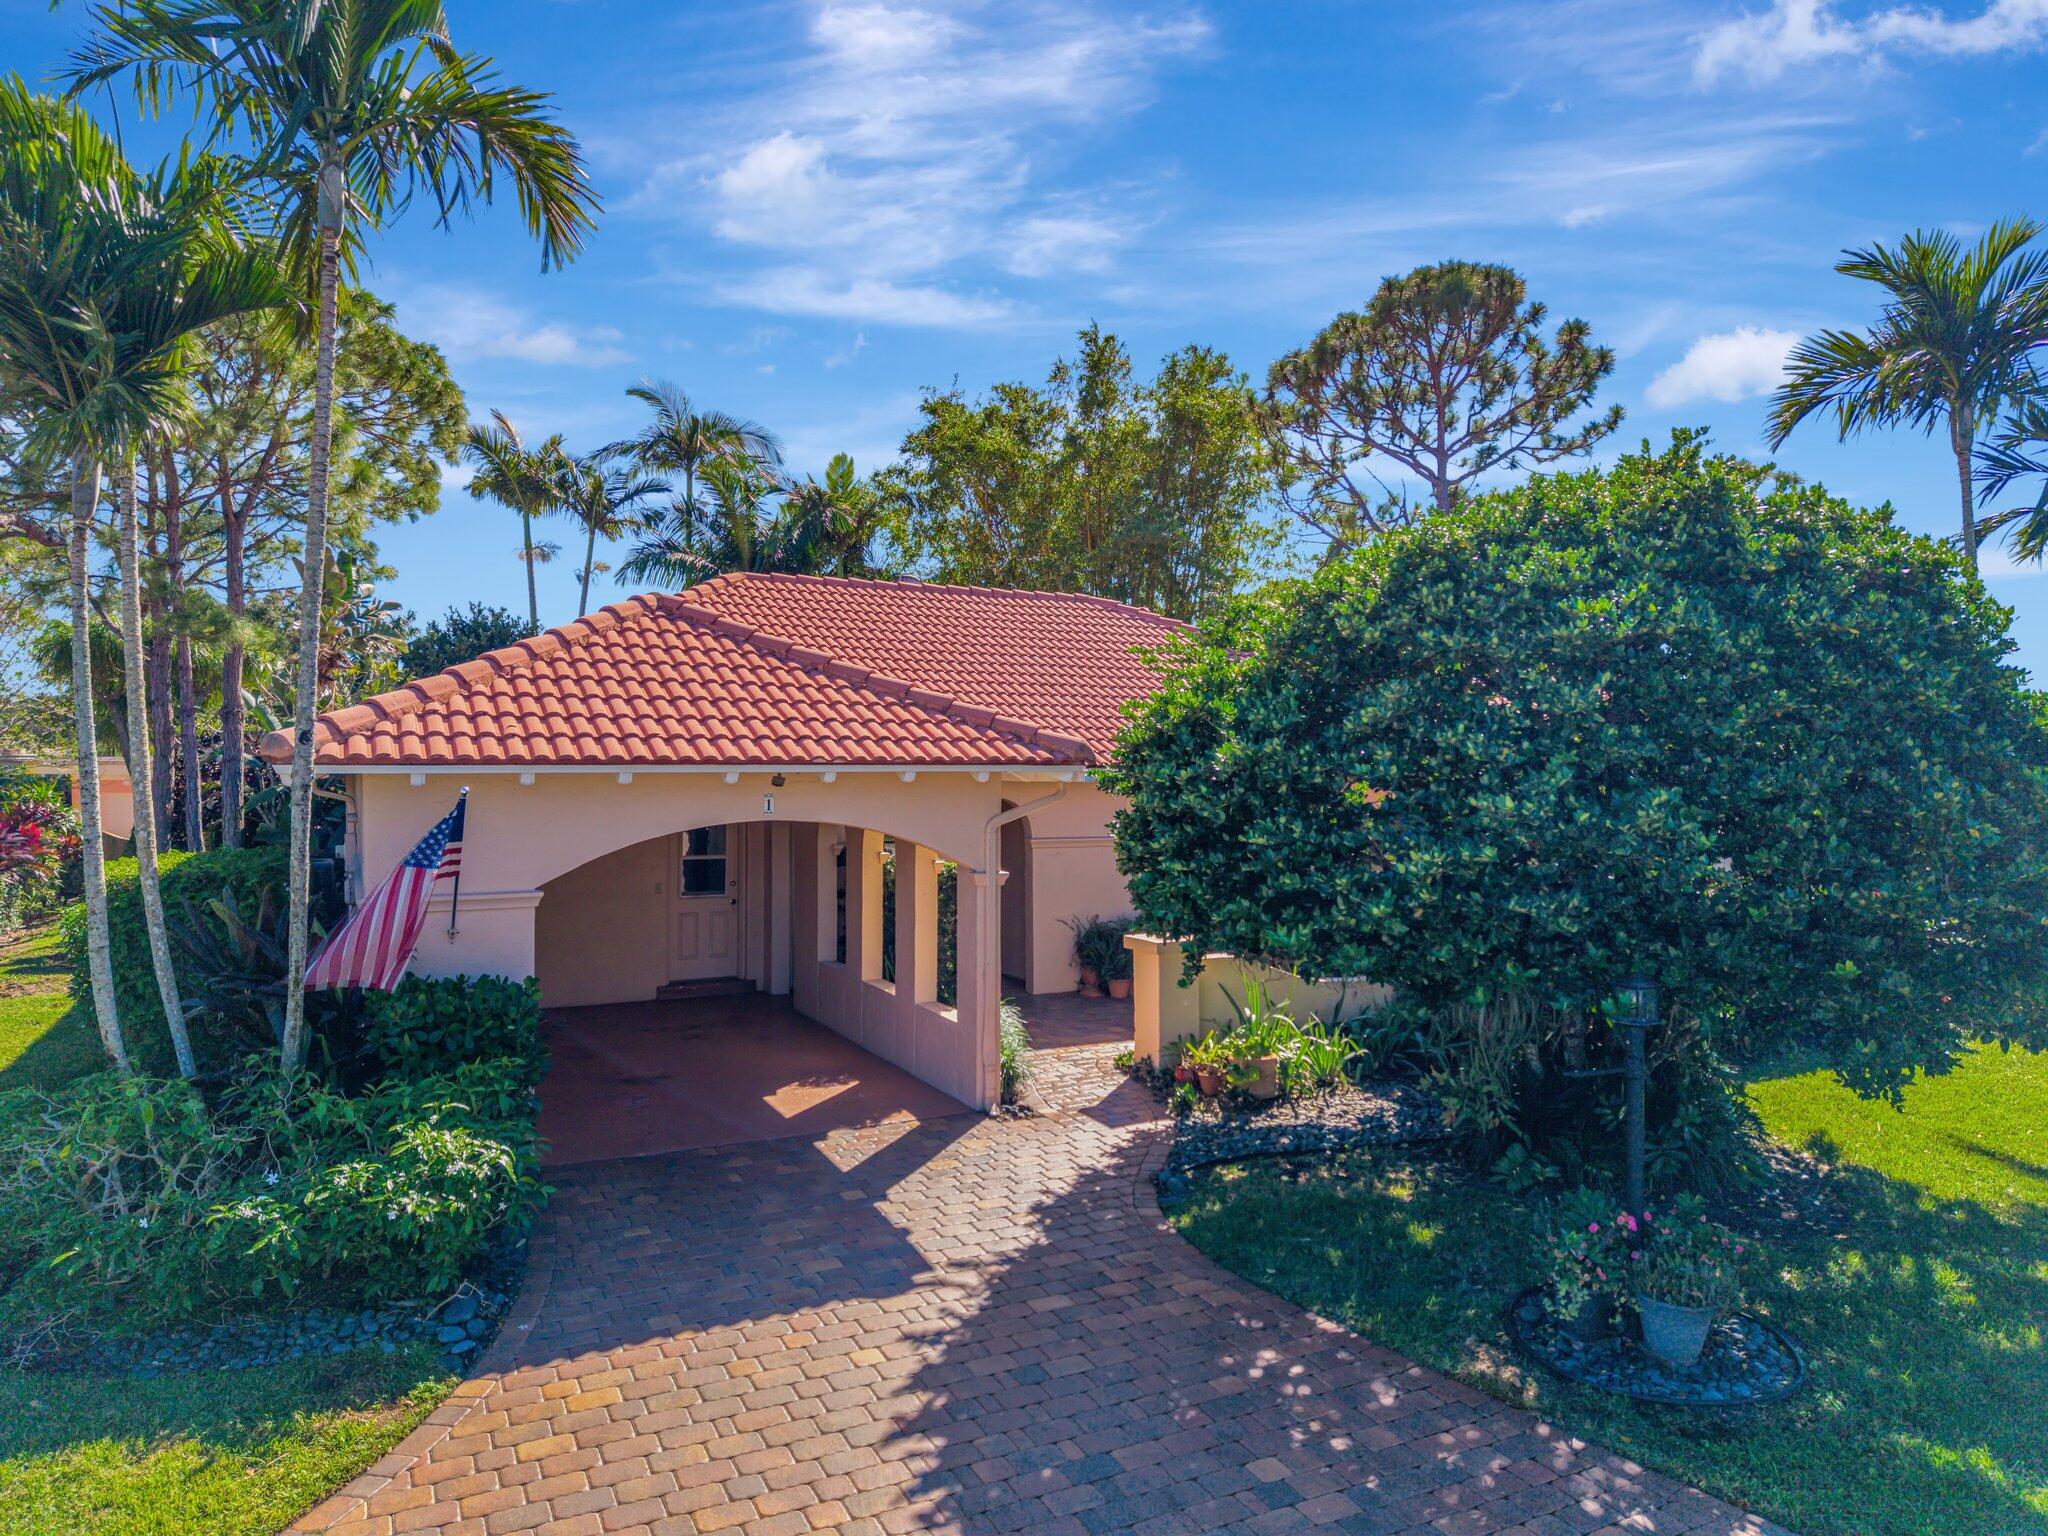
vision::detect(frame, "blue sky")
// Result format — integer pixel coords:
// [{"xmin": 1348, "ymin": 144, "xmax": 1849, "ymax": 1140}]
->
[{"xmin": 10, "ymin": 0, "xmax": 2048, "ymax": 672}]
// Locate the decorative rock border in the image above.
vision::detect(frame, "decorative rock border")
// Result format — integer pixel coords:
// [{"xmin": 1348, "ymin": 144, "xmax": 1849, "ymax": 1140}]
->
[
  {"xmin": 1156, "ymin": 1078, "xmax": 1443, "ymax": 1196},
  {"xmin": 1507, "ymin": 1286, "xmax": 1806, "ymax": 1407},
  {"xmin": 15, "ymin": 1239, "xmax": 526, "ymax": 1378}
]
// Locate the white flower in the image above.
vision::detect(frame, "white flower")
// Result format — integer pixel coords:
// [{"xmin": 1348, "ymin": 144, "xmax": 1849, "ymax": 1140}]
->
[
  {"xmin": 137, "ymin": 1217, "xmax": 151, "ymax": 1230},
  {"xmin": 264, "ymin": 1170, "xmax": 280, "ymax": 1188}
]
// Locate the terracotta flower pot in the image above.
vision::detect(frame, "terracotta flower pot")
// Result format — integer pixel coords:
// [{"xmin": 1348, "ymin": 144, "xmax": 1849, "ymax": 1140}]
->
[
  {"xmin": 1636, "ymin": 1294, "xmax": 1715, "ymax": 1366},
  {"xmin": 1106, "ymin": 977, "xmax": 1132, "ymax": 1000},
  {"xmin": 1077, "ymin": 965, "xmax": 1101, "ymax": 990},
  {"xmin": 1193, "ymin": 1064, "xmax": 1226, "ymax": 1097},
  {"xmin": 1173, "ymin": 1063, "xmax": 1195, "ymax": 1084}
]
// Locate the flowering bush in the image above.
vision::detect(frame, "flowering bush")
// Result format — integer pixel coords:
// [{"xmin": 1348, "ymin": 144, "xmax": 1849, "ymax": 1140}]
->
[
  {"xmin": 1626, "ymin": 1194, "xmax": 1745, "ymax": 1313},
  {"xmin": 0, "ymin": 790, "xmax": 81, "ymax": 933},
  {"xmin": 1537, "ymin": 1186, "xmax": 1628, "ymax": 1315}
]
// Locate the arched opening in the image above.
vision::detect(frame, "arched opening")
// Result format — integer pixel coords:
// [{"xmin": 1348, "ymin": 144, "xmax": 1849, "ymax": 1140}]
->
[{"xmin": 532, "ymin": 816, "xmax": 988, "ymax": 1164}]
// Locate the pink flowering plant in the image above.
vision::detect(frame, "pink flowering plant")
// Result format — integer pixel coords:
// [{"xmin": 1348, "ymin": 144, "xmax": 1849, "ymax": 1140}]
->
[
  {"xmin": 1626, "ymin": 1193, "xmax": 1745, "ymax": 1313},
  {"xmin": 1537, "ymin": 1186, "xmax": 1629, "ymax": 1316}
]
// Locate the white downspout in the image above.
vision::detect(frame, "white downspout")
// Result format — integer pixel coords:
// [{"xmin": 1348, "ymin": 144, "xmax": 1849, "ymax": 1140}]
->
[{"xmin": 977, "ymin": 781, "xmax": 1069, "ymax": 1109}]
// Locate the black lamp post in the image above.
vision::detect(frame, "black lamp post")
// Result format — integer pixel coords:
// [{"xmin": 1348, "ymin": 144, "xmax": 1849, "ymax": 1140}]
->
[{"xmin": 1617, "ymin": 975, "xmax": 1660, "ymax": 1216}]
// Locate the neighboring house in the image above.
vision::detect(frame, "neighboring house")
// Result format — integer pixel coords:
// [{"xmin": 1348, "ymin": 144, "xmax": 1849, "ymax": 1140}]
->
[
  {"xmin": 2, "ymin": 754, "xmax": 134, "ymax": 853},
  {"xmin": 260, "ymin": 573, "xmax": 1184, "ymax": 1110}
]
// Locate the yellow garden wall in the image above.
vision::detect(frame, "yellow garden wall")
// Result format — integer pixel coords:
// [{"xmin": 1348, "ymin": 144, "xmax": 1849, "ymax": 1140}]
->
[{"xmin": 1125, "ymin": 932, "xmax": 1392, "ymax": 1068}]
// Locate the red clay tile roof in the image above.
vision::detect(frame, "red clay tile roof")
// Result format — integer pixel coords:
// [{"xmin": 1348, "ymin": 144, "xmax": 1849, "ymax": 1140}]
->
[{"xmin": 261, "ymin": 574, "xmax": 1187, "ymax": 770}]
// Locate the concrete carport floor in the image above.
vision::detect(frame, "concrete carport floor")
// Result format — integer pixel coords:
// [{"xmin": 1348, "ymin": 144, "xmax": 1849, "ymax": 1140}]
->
[{"xmin": 537, "ymin": 996, "xmax": 971, "ymax": 1166}]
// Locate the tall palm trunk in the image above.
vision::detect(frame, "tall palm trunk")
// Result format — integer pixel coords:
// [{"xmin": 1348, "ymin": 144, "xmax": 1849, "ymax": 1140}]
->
[
  {"xmin": 281, "ymin": 158, "xmax": 344, "ymax": 1073},
  {"xmin": 118, "ymin": 460, "xmax": 196, "ymax": 1079},
  {"xmin": 68, "ymin": 450, "xmax": 129, "ymax": 1075},
  {"xmin": 219, "ymin": 488, "xmax": 246, "ymax": 850},
  {"xmin": 579, "ymin": 517, "xmax": 597, "ymax": 615},
  {"xmin": 1953, "ymin": 409, "xmax": 1980, "ymax": 572},
  {"xmin": 164, "ymin": 449, "xmax": 204, "ymax": 851},
  {"xmin": 521, "ymin": 506, "xmax": 539, "ymax": 630}
]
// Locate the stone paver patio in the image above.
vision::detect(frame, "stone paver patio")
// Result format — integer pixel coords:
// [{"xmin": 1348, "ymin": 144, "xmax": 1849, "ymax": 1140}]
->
[{"xmin": 294, "ymin": 1017, "xmax": 1788, "ymax": 1536}]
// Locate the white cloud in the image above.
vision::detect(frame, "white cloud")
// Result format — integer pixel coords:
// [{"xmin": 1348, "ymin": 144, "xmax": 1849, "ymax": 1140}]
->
[
  {"xmin": 401, "ymin": 284, "xmax": 629, "ymax": 368},
  {"xmin": 1644, "ymin": 325, "xmax": 1801, "ymax": 407},
  {"xmin": 823, "ymin": 331, "xmax": 869, "ymax": 369},
  {"xmin": 632, "ymin": 1, "xmax": 1208, "ymax": 327},
  {"xmin": 714, "ymin": 269, "xmax": 1016, "ymax": 329},
  {"xmin": 1697, "ymin": 0, "xmax": 2048, "ymax": 83}
]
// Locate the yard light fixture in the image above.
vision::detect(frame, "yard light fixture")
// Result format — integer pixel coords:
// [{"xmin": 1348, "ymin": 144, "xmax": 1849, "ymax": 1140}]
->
[{"xmin": 1616, "ymin": 974, "xmax": 1661, "ymax": 1220}]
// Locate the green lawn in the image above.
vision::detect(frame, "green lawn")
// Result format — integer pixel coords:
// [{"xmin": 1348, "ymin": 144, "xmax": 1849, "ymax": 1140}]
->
[
  {"xmin": 0, "ymin": 923, "xmax": 459, "ymax": 1536},
  {"xmin": 1169, "ymin": 1046, "xmax": 2048, "ymax": 1536},
  {"xmin": 0, "ymin": 1350, "xmax": 452, "ymax": 1536},
  {"xmin": 0, "ymin": 924, "xmax": 100, "ymax": 1092}
]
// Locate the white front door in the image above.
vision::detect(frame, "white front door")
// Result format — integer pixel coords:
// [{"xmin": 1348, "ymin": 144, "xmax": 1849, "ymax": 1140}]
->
[{"xmin": 671, "ymin": 825, "xmax": 743, "ymax": 979}]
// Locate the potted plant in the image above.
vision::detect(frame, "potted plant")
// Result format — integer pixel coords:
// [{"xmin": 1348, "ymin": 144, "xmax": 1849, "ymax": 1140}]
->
[
  {"xmin": 1628, "ymin": 1195, "xmax": 1744, "ymax": 1366},
  {"xmin": 1063, "ymin": 914, "xmax": 1127, "ymax": 997},
  {"xmin": 1099, "ymin": 923, "xmax": 1134, "ymax": 1000},
  {"xmin": 1181, "ymin": 1032, "xmax": 1228, "ymax": 1097},
  {"xmin": 1536, "ymin": 1188, "xmax": 1625, "ymax": 1342},
  {"xmin": 1217, "ymin": 975, "xmax": 1298, "ymax": 1101}
]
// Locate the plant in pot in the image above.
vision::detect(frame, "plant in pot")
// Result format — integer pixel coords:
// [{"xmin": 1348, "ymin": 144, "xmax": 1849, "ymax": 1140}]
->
[
  {"xmin": 1181, "ymin": 1031, "xmax": 1229, "ymax": 1098},
  {"xmin": 1627, "ymin": 1195, "xmax": 1744, "ymax": 1367},
  {"xmin": 1063, "ymin": 914, "xmax": 1127, "ymax": 997},
  {"xmin": 1218, "ymin": 974, "xmax": 1300, "ymax": 1101},
  {"xmin": 1098, "ymin": 921, "xmax": 1135, "ymax": 999},
  {"xmin": 1536, "ymin": 1187, "xmax": 1625, "ymax": 1343}
]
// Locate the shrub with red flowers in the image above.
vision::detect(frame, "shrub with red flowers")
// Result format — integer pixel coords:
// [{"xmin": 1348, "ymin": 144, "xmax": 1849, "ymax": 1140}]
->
[
  {"xmin": 0, "ymin": 787, "xmax": 82, "ymax": 932},
  {"xmin": 1626, "ymin": 1194, "xmax": 1745, "ymax": 1313},
  {"xmin": 1537, "ymin": 1186, "xmax": 1629, "ymax": 1315}
]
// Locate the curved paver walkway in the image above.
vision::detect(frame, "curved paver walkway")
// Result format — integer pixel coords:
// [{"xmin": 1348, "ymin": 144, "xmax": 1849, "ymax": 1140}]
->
[{"xmin": 293, "ymin": 1054, "xmax": 1789, "ymax": 1536}]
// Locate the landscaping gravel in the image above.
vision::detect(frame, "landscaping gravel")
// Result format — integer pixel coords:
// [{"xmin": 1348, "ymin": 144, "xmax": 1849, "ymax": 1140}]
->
[
  {"xmin": 1159, "ymin": 1077, "xmax": 1443, "ymax": 1192},
  {"xmin": 15, "ymin": 1238, "xmax": 526, "ymax": 1378},
  {"xmin": 1507, "ymin": 1286, "xmax": 1806, "ymax": 1406}
]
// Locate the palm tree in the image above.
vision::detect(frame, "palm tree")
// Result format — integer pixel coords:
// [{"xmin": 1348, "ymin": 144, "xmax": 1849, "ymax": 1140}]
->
[
  {"xmin": 71, "ymin": 0, "xmax": 600, "ymax": 1072},
  {"xmin": 1974, "ymin": 398, "xmax": 2048, "ymax": 561},
  {"xmin": 0, "ymin": 81, "xmax": 290, "ymax": 1076},
  {"xmin": 1767, "ymin": 219, "xmax": 2048, "ymax": 572},
  {"xmin": 619, "ymin": 456, "xmax": 781, "ymax": 587},
  {"xmin": 778, "ymin": 453, "xmax": 887, "ymax": 577},
  {"xmin": 610, "ymin": 380, "xmax": 781, "ymax": 532},
  {"xmin": 556, "ymin": 450, "xmax": 666, "ymax": 615},
  {"xmin": 463, "ymin": 410, "xmax": 570, "ymax": 630}
]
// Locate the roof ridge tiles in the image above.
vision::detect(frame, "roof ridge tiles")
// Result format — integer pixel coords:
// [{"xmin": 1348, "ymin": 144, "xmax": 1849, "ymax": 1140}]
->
[{"xmin": 685, "ymin": 570, "xmax": 1193, "ymax": 630}]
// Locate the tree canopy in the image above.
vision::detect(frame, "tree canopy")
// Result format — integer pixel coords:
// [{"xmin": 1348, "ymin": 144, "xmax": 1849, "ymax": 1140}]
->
[
  {"xmin": 881, "ymin": 325, "xmax": 1281, "ymax": 623},
  {"xmin": 1262, "ymin": 261, "xmax": 1622, "ymax": 543},
  {"xmin": 1107, "ymin": 433, "xmax": 2048, "ymax": 1098}
]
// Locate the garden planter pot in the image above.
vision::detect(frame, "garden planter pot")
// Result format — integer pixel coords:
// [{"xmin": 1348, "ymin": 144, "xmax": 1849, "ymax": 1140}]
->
[
  {"xmin": 1173, "ymin": 1063, "xmax": 1195, "ymax": 1084},
  {"xmin": 1637, "ymin": 1295, "xmax": 1715, "ymax": 1366},
  {"xmin": 1078, "ymin": 985, "xmax": 1107, "ymax": 999},
  {"xmin": 1237, "ymin": 1055, "xmax": 1281, "ymax": 1100},
  {"xmin": 1194, "ymin": 1065, "xmax": 1226, "ymax": 1097},
  {"xmin": 1106, "ymin": 977, "xmax": 1132, "ymax": 1000},
  {"xmin": 1077, "ymin": 965, "xmax": 1101, "ymax": 990}
]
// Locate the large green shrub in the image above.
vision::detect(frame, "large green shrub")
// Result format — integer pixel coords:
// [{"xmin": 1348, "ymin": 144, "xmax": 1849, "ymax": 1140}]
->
[
  {"xmin": 1109, "ymin": 434, "xmax": 2048, "ymax": 1105},
  {"xmin": 0, "ymin": 1053, "xmax": 544, "ymax": 1330},
  {"xmin": 60, "ymin": 845, "xmax": 310, "ymax": 1073},
  {"xmin": 360, "ymin": 974, "xmax": 546, "ymax": 1086}
]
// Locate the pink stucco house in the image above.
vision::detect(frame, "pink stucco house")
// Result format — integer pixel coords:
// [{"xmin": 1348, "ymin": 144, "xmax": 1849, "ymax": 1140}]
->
[{"xmin": 262, "ymin": 573, "xmax": 1182, "ymax": 1114}]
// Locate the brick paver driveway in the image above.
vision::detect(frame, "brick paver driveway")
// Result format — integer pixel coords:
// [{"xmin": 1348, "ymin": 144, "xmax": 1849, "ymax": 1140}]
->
[{"xmin": 296, "ymin": 1039, "xmax": 1787, "ymax": 1536}]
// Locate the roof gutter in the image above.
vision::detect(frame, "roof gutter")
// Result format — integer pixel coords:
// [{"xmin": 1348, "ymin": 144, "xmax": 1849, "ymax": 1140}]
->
[{"xmin": 976, "ymin": 782, "xmax": 1067, "ymax": 1111}]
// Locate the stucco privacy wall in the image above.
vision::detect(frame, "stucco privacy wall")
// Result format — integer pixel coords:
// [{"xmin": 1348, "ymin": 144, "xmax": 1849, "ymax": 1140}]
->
[{"xmin": 1126, "ymin": 933, "xmax": 1393, "ymax": 1067}]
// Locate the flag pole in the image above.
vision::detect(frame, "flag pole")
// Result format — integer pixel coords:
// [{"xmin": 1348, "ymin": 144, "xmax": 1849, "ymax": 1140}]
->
[{"xmin": 446, "ymin": 785, "xmax": 469, "ymax": 939}]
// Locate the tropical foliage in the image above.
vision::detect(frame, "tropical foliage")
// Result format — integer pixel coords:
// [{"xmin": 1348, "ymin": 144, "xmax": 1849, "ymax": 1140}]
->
[{"xmin": 1109, "ymin": 435, "xmax": 2048, "ymax": 1119}]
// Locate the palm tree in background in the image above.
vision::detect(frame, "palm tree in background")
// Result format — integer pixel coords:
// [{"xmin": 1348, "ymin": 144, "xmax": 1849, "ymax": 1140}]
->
[
  {"xmin": 1975, "ymin": 398, "xmax": 2048, "ymax": 560},
  {"xmin": 71, "ymin": 0, "xmax": 600, "ymax": 1073},
  {"xmin": 778, "ymin": 453, "xmax": 889, "ymax": 577},
  {"xmin": 620, "ymin": 456, "xmax": 780, "ymax": 587},
  {"xmin": 611, "ymin": 380, "xmax": 781, "ymax": 535},
  {"xmin": 0, "ymin": 80, "xmax": 290, "ymax": 1077},
  {"xmin": 463, "ymin": 410, "xmax": 570, "ymax": 631},
  {"xmin": 1768, "ymin": 219, "xmax": 2048, "ymax": 572},
  {"xmin": 556, "ymin": 450, "xmax": 666, "ymax": 616}
]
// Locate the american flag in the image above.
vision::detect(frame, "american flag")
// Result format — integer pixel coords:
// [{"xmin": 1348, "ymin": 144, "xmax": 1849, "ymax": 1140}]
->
[{"xmin": 305, "ymin": 791, "xmax": 466, "ymax": 992}]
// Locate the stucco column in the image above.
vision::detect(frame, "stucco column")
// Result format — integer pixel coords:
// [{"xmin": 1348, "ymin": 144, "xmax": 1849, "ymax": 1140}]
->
[
  {"xmin": 1128, "ymin": 932, "xmax": 1200, "ymax": 1067},
  {"xmin": 956, "ymin": 866, "xmax": 995, "ymax": 1109},
  {"xmin": 895, "ymin": 840, "xmax": 938, "ymax": 1005},
  {"xmin": 846, "ymin": 826, "xmax": 884, "ymax": 980}
]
